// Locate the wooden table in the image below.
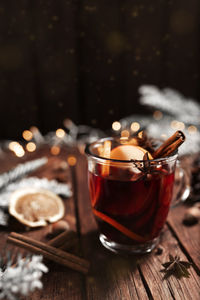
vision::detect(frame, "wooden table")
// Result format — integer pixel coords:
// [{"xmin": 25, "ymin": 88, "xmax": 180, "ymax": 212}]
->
[{"xmin": 0, "ymin": 146, "xmax": 200, "ymax": 300}]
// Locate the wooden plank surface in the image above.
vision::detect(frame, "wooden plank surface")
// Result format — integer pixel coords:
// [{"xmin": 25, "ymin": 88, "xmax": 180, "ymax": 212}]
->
[
  {"xmin": 168, "ymin": 205, "xmax": 200, "ymax": 271},
  {"xmin": 72, "ymin": 152, "xmax": 150, "ymax": 300},
  {"xmin": 139, "ymin": 226, "xmax": 200, "ymax": 300},
  {"xmin": 122, "ymin": 0, "xmax": 167, "ymax": 114},
  {"xmin": 0, "ymin": 1, "xmax": 38, "ymax": 139},
  {"xmin": 30, "ymin": 0, "xmax": 80, "ymax": 133},
  {"xmin": 0, "ymin": 148, "xmax": 199, "ymax": 299},
  {"xmin": 76, "ymin": 152, "xmax": 200, "ymax": 300},
  {"xmin": 0, "ymin": 147, "xmax": 84, "ymax": 300}
]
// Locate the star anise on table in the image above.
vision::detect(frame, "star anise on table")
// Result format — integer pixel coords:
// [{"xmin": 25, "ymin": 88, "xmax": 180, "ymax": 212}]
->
[{"xmin": 160, "ymin": 254, "xmax": 192, "ymax": 280}]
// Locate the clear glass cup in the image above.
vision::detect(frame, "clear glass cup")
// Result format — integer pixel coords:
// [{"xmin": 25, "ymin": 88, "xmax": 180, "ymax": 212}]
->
[{"xmin": 85, "ymin": 137, "xmax": 188, "ymax": 254}]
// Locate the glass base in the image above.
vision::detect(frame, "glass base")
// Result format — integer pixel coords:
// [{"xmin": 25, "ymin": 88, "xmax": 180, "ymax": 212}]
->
[{"xmin": 99, "ymin": 234, "xmax": 159, "ymax": 254}]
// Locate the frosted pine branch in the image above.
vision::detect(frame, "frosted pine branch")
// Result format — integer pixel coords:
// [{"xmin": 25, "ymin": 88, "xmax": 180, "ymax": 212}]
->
[
  {"xmin": 0, "ymin": 157, "xmax": 48, "ymax": 190},
  {"xmin": 139, "ymin": 85, "xmax": 200, "ymax": 125},
  {"xmin": 0, "ymin": 254, "xmax": 48, "ymax": 300}
]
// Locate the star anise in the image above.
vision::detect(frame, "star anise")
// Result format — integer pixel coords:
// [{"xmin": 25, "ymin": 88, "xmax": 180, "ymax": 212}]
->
[
  {"xmin": 160, "ymin": 254, "xmax": 192, "ymax": 279},
  {"xmin": 131, "ymin": 152, "xmax": 157, "ymax": 182}
]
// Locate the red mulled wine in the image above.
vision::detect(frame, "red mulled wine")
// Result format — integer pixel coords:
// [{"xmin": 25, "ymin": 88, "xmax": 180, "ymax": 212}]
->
[{"xmin": 89, "ymin": 166, "xmax": 175, "ymax": 245}]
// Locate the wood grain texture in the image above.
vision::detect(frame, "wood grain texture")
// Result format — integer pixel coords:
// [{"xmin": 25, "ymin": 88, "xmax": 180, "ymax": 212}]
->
[
  {"xmin": 139, "ymin": 226, "xmax": 200, "ymax": 300},
  {"xmin": 168, "ymin": 205, "xmax": 200, "ymax": 272},
  {"xmin": 0, "ymin": 148, "xmax": 200, "ymax": 299},
  {"xmin": 0, "ymin": 147, "xmax": 84, "ymax": 300},
  {"xmin": 0, "ymin": 1, "xmax": 38, "ymax": 139},
  {"xmin": 121, "ymin": 0, "xmax": 168, "ymax": 115},
  {"xmin": 0, "ymin": 1, "xmax": 200, "ymax": 138},
  {"xmin": 30, "ymin": 0, "xmax": 80, "ymax": 133},
  {"xmin": 75, "ymin": 153, "xmax": 149, "ymax": 300}
]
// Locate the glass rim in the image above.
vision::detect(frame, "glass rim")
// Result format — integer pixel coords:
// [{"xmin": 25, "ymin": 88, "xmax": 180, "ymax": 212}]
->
[{"xmin": 85, "ymin": 137, "xmax": 178, "ymax": 164}]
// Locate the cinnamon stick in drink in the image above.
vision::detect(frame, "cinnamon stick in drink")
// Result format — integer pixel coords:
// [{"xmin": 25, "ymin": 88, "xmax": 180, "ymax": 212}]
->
[{"xmin": 153, "ymin": 131, "xmax": 185, "ymax": 159}]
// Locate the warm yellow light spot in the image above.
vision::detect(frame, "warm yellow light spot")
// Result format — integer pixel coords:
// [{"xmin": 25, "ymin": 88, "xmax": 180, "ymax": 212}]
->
[
  {"xmin": 26, "ymin": 142, "xmax": 36, "ymax": 152},
  {"xmin": 9, "ymin": 142, "xmax": 25, "ymax": 157},
  {"xmin": 15, "ymin": 148, "xmax": 25, "ymax": 157},
  {"xmin": 188, "ymin": 125, "xmax": 197, "ymax": 134},
  {"xmin": 56, "ymin": 128, "xmax": 65, "ymax": 138},
  {"xmin": 67, "ymin": 156, "xmax": 77, "ymax": 166},
  {"xmin": 177, "ymin": 122, "xmax": 185, "ymax": 130},
  {"xmin": 22, "ymin": 130, "xmax": 33, "ymax": 141},
  {"xmin": 153, "ymin": 110, "xmax": 163, "ymax": 120},
  {"xmin": 138, "ymin": 131, "xmax": 143, "ymax": 139},
  {"xmin": 130, "ymin": 122, "xmax": 140, "ymax": 132},
  {"xmin": 121, "ymin": 130, "xmax": 130, "ymax": 138},
  {"xmin": 9, "ymin": 141, "xmax": 19, "ymax": 151},
  {"xmin": 171, "ymin": 120, "xmax": 185, "ymax": 130},
  {"xmin": 112, "ymin": 121, "xmax": 121, "ymax": 131},
  {"xmin": 161, "ymin": 134, "xmax": 167, "ymax": 139},
  {"xmin": 51, "ymin": 145, "xmax": 60, "ymax": 155},
  {"xmin": 171, "ymin": 120, "xmax": 179, "ymax": 129}
]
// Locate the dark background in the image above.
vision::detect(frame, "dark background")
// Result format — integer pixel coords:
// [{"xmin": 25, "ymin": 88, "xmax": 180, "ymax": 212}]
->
[{"xmin": 0, "ymin": 0, "xmax": 199, "ymax": 139}]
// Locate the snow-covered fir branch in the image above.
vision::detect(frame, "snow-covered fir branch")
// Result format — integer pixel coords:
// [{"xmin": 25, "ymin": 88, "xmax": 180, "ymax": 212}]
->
[
  {"xmin": 0, "ymin": 254, "xmax": 48, "ymax": 300},
  {"xmin": 139, "ymin": 85, "xmax": 200, "ymax": 125}
]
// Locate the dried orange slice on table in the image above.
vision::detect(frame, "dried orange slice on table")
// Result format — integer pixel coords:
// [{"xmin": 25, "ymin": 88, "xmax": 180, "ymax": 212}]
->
[{"xmin": 9, "ymin": 188, "xmax": 65, "ymax": 227}]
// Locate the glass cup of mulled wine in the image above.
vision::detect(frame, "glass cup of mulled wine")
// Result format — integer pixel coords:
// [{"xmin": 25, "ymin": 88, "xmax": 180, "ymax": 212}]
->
[{"xmin": 85, "ymin": 132, "xmax": 188, "ymax": 254}]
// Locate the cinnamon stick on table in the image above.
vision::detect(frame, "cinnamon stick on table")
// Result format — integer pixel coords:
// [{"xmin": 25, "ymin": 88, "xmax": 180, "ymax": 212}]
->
[
  {"xmin": 7, "ymin": 232, "xmax": 89, "ymax": 275},
  {"xmin": 48, "ymin": 230, "xmax": 79, "ymax": 251},
  {"xmin": 153, "ymin": 130, "xmax": 185, "ymax": 159}
]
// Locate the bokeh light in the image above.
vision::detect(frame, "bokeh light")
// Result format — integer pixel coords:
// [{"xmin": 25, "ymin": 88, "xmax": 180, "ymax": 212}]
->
[
  {"xmin": 51, "ymin": 145, "xmax": 60, "ymax": 155},
  {"xmin": 9, "ymin": 141, "xmax": 19, "ymax": 151},
  {"xmin": 56, "ymin": 128, "xmax": 65, "ymax": 138},
  {"xmin": 9, "ymin": 142, "xmax": 25, "ymax": 157},
  {"xmin": 187, "ymin": 125, "xmax": 197, "ymax": 134},
  {"xmin": 171, "ymin": 120, "xmax": 185, "ymax": 130},
  {"xmin": 153, "ymin": 110, "xmax": 163, "ymax": 120},
  {"xmin": 130, "ymin": 122, "xmax": 140, "ymax": 132},
  {"xmin": 67, "ymin": 155, "xmax": 77, "ymax": 166},
  {"xmin": 26, "ymin": 142, "xmax": 36, "ymax": 152},
  {"xmin": 112, "ymin": 121, "xmax": 121, "ymax": 131},
  {"xmin": 121, "ymin": 130, "xmax": 130, "ymax": 138},
  {"xmin": 22, "ymin": 130, "xmax": 33, "ymax": 141}
]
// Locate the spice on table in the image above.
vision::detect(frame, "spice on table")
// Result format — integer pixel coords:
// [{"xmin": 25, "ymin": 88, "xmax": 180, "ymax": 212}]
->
[
  {"xmin": 183, "ymin": 203, "xmax": 200, "ymax": 226},
  {"xmin": 160, "ymin": 254, "xmax": 192, "ymax": 279},
  {"xmin": 7, "ymin": 232, "xmax": 89, "ymax": 274},
  {"xmin": 48, "ymin": 229, "xmax": 79, "ymax": 252},
  {"xmin": 154, "ymin": 247, "xmax": 163, "ymax": 255},
  {"xmin": 47, "ymin": 220, "xmax": 70, "ymax": 238}
]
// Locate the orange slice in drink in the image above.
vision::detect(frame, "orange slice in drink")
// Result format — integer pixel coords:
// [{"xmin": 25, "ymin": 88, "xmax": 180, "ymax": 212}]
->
[
  {"xmin": 99, "ymin": 143, "xmax": 153, "ymax": 176},
  {"xmin": 110, "ymin": 144, "xmax": 153, "ymax": 161}
]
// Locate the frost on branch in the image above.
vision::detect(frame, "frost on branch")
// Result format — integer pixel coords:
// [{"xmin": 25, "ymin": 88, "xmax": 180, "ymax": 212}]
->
[
  {"xmin": 0, "ymin": 254, "xmax": 48, "ymax": 300},
  {"xmin": 139, "ymin": 85, "xmax": 200, "ymax": 125}
]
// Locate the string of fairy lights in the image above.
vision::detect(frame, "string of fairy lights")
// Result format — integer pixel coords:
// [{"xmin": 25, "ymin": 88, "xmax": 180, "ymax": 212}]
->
[
  {"xmin": 112, "ymin": 112, "xmax": 198, "ymax": 136},
  {"xmin": 6, "ymin": 109, "xmax": 199, "ymax": 159}
]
